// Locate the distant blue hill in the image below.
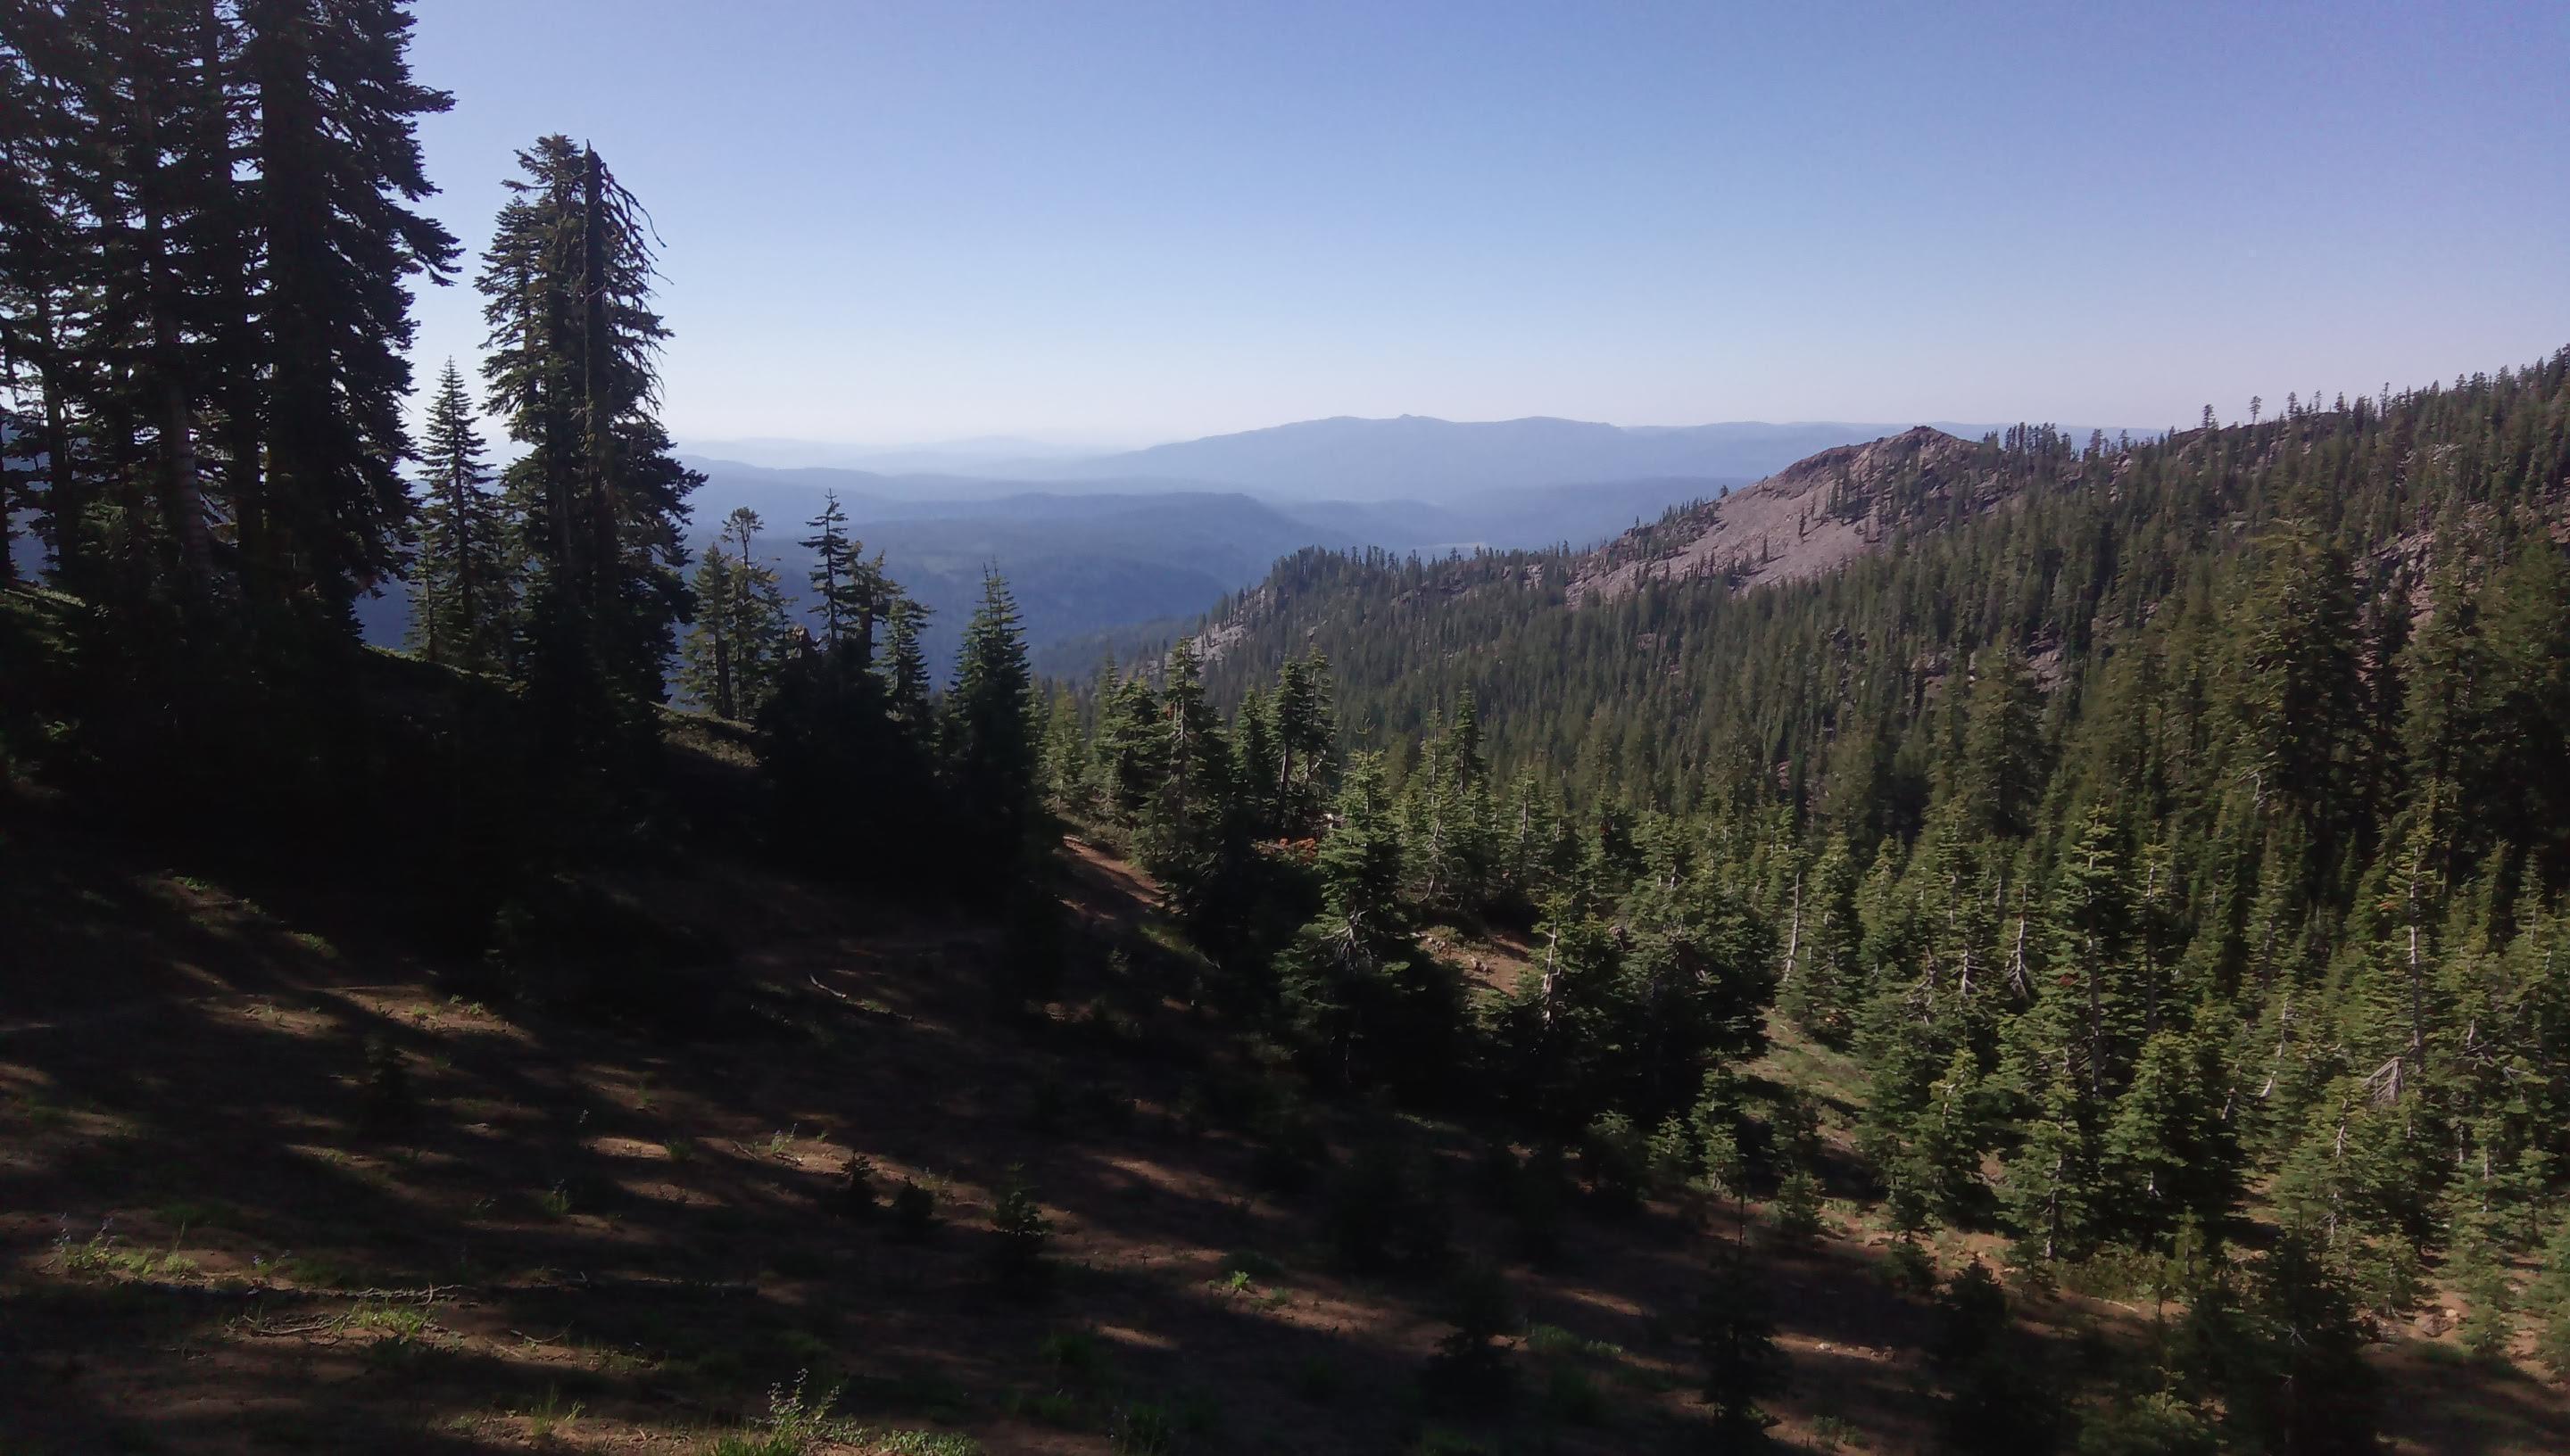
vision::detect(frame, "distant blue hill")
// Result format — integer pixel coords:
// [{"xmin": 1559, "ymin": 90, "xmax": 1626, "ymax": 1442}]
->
[{"xmin": 984, "ymin": 415, "xmax": 2150, "ymax": 502}]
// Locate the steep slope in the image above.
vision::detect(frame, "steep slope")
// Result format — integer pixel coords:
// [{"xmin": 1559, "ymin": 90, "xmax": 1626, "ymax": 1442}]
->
[
  {"xmin": 1182, "ymin": 358, "xmax": 2570, "ymax": 818},
  {"xmin": 1566, "ymin": 426, "xmax": 1989, "ymax": 603}
]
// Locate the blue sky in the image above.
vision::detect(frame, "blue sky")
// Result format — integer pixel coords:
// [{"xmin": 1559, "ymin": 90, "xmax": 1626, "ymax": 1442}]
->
[{"xmin": 402, "ymin": 0, "xmax": 2570, "ymax": 447}]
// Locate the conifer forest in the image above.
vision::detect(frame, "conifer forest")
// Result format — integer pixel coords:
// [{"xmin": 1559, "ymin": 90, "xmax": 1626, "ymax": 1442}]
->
[{"xmin": 5, "ymin": 4, "xmax": 2570, "ymax": 1454}]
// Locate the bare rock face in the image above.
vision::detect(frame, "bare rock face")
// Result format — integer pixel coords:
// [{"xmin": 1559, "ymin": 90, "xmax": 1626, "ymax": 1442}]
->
[{"xmin": 1567, "ymin": 426, "xmax": 1997, "ymax": 606}]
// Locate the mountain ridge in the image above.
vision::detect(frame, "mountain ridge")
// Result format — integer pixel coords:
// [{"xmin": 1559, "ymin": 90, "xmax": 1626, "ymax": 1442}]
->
[
  {"xmin": 1567, "ymin": 426, "xmax": 1993, "ymax": 604},
  {"xmin": 715, "ymin": 414, "xmax": 2148, "ymax": 502}
]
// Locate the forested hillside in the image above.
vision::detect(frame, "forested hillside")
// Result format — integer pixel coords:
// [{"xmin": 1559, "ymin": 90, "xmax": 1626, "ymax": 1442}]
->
[
  {"xmin": 8, "ymin": 2, "xmax": 2570, "ymax": 1452},
  {"xmin": 1034, "ymin": 352, "xmax": 2570, "ymax": 1449}
]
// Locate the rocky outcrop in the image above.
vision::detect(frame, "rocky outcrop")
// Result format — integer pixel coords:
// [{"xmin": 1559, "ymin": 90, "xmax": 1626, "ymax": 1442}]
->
[{"xmin": 1567, "ymin": 426, "xmax": 1999, "ymax": 605}]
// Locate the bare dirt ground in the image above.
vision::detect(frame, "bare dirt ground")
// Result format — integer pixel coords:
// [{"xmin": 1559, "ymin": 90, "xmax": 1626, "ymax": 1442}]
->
[{"xmin": 4, "ymin": 811, "xmax": 2566, "ymax": 1455}]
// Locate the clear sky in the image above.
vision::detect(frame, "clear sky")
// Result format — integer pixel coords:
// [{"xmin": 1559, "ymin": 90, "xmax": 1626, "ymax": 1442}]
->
[{"xmin": 402, "ymin": 0, "xmax": 2570, "ymax": 448}]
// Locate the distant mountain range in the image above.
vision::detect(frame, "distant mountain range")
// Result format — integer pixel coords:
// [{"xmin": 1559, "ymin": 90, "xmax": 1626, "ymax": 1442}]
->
[
  {"xmin": 327, "ymin": 410, "xmax": 2151, "ymax": 686},
  {"xmin": 667, "ymin": 459, "xmax": 1741, "ymax": 674},
  {"xmin": 678, "ymin": 414, "xmax": 2151, "ymax": 504},
  {"xmin": 990, "ymin": 417, "xmax": 1917, "ymax": 501}
]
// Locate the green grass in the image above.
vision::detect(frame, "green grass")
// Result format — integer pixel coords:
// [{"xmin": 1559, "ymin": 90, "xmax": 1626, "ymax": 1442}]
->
[
  {"xmin": 55, "ymin": 1228, "xmax": 199, "ymax": 1279},
  {"xmin": 849, "ymin": 1431, "xmax": 982, "ymax": 1456},
  {"xmin": 700, "ymin": 1370, "xmax": 979, "ymax": 1456},
  {"xmin": 999, "ymin": 1388, "xmax": 1087, "ymax": 1427},
  {"xmin": 1110, "ymin": 1402, "xmax": 1173, "ymax": 1455},
  {"xmin": 1220, "ymin": 1249, "xmax": 1283, "ymax": 1280},
  {"xmin": 1039, "ymin": 1329, "xmax": 1105, "ymax": 1380},
  {"xmin": 1524, "ymin": 1323, "xmax": 1623, "ymax": 1361},
  {"xmin": 349, "ymin": 1301, "xmax": 431, "ymax": 1339},
  {"xmin": 523, "ymin": 1386, "xmax": 584, "ymax": 1442},
  {"xmin": 9, "ymin": 1095, "xmax": 73, "ymax": 1131},
  {"xmin": 1811, "ymin": 1413, "xmax": 1868, "ymax": 1449}
]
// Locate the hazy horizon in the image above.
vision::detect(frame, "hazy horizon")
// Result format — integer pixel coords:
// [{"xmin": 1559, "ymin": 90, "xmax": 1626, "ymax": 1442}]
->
[
  {"xmin": 402, "ymin": 1, "xmax": 2570, "ymax": 447},
  {"xmin": 673, "ymin": 413, "xmax": 2159, "ymax": 476}
]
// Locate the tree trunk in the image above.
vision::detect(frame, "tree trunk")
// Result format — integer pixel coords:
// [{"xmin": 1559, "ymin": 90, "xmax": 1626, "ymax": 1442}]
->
[
  {"xmin": 32, "ymin": 291, "xmax": 79, "ymax": 582},
  {"xmin": 202, "ymin": 0, "xmax": 263, "ymax": 594},
  {"xmin": 129, "ymin": 33, "xmax": 216, "ymax": 594},
  {"xmin": 580, "ymin": 145, "xmax": 616, "ymax": 608}
]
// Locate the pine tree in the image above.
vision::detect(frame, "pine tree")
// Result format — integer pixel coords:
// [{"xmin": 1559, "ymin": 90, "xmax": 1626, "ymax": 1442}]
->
[
  {"xmin": 881, "ymin": 590, "xmax": 933, "ymax": 727},
  {"xmin": 1929, "ymin": 1259, "xmax": 2063, "ymax": 1452},
  {"xmin": 1280, "ymin": 753, "xmax": 1457, "ymax": 1091},
  {"xmin": 2103, "ymin": 1024, "xmax": 2239, "ymax": 1247},
  {"xmin": 1272, "ymin": 649, "xmax": 1337, "ymax": 835},
  {"xmin": 944, "ymin": 569, "xmax": 1038, "ymax": 863},
  {"xmin": 2232, "ymin": 520, "xmax": 2364, "ymax": 853},
  {"xmin": 1696, "ymin": 1242, "xmax": 1787, "ymax": 1444},
  {"xmin": 477, "ymin": 136, "xmax": 701, "ymax": 731},
  {"xmin": 2528, "ymin": 1214, "xmax": 2570, "ymax": 1378},
  {"xmin": 678, "ymin": 547, "xmax": 744, "ymax": 719},
  {"xmin": 1778, "ymin": 831, "xmax": 1863, "ymax": 1039},
  {"xmin": 0, "ymin": 4, "xmax": 84, "ymax": 583},
  {"xmin": 239, "ymin": 0, "xmax": 459, "ymax": 626},
  {"xmin": 1144, "ymin": 639, "xmax": 1230, "ymax": 870},
  {"xmin": 800, "ymin": 489, "xmax": 883, "ymax": 661},
  {"xmin": 1098, "ymin": 670, "xmax": 1167, "ymax": 831},
  {"xmin": 677, "ymin": 509, "xmax": 792, "ymax": 720},
  {"xmin": 406, "ymin": 360, "xmax": 509, "ymax": 672},
  {"xmin": 1999, "ymin": 1063, "xmax": 2101, "ymax": 1264},
  {"xmin": 2239, "ymin": 1233, "xmax": 2378, "ymax": 1455},
  {"xmin": 1958, "ymin": 645, "xmax": 2046, "ymax": 839}
]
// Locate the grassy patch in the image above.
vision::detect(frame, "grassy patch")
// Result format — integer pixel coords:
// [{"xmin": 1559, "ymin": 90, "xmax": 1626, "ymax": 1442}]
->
[
  {"xmin": 522, "ymin": 1386, "xmax": 584, "ymax": 1443},
  {"xmin": 1220, "ymin": 1249, "xmax": 1283, "ymax": 1280},
  {"xmin": 1524, "ymin": 1323, "xmax": 1622, "ymax": 1361}
]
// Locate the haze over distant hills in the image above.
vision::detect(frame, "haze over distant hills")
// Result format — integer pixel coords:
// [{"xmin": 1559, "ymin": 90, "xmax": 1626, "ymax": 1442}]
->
[
  {"xmin": 655, "ymin": 459, "xmax": 1737, "ymax": 673},
  {"xmin": 683, "ymin": 413, "xmax": 2151, "ymax": 505},
  {"xmin": 992, "ymin": 416, "xmax": 1923, "ymax": 500},
  {"xmin": 341, "ymin": 411, "xmax": 2150, "ymax": 672}
]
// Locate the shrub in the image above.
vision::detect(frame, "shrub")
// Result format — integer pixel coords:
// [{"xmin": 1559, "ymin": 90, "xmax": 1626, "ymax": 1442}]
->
[
  {"xmin": 487, "ymin": 875, "xmax": 734, "ymax": 1036},
  {"xmin": 1698, "ymin": 1246, "xmax": 1787, "ymax": 1446},
  {"xmin": 1039, "ymin": 1329, "xmax": 1104, "ymax": 1381},
  {"xmin": 891, "ymin": 1179, "xmax": 937, "ymax": 1241},
  {"xmin": 1766, "ymin": 1088, "xmax": 1822, "ymax": 1171},
  {"xmin": 836, "ymin": 1155, "xmax": 881, "ymax": 1220},
  {"xmin": 1883, "ymin": 1235, "xmax": 1938, "ymax": 1295},
  {"xmin": 1525, "ymin": 1324, "xmax": 1619, "ymax": 1361},
  {"xmin": 1172, "ymin": 1389, "xmax": 1224, "ymax": 1437},
  {"xmin": 360, "ymin": 1035, "xmax": 415, "ymax": 1136},
  {"xmin": 1329, "ymin": 1142, "xmax": 1447, "ymax": 1273},
  {"xmin": 990, "ymin": 1166, "xmax": 1054, "ymax": 1295},
  {"xmin": 1000, "ymin": 889, "xmax": 1068, "ymax": 1009},
  {"xmin": 1645, "ymin": 1116, "xmax": 1696, "ymax": 1193},
  {"xmin": 1475, "ymin": 1138, "xmax": 1523, "ymax": 1207},
  {"xmin": 1251, "ymin": 1101, "xmax": 1330, "ymax": 1194},
  {"xmin": 1111, "ymin": 1402, "xmax": 1173, "ymax": 1456},
  {"xmin": 1292, "ymin": 1354, "xmax": 1342, "ymax": 1402},
  {"xmin": 1696, "ymin": 1123, "xmax": 1747, "ymax": 1206},
  {"xmin": 2452, "ymin": 1230, "xmax": 2515, "ymax": 1362},
  {"xmin": 2073, "ymin": 1392, "xmax": 2216, "ymax": 1456},
  {"xmin": 1028, "ymin": 1077, "xmax": 1065, "ymax": 1134},
  {"xmin": 1513, "ymin": 1146, "xmax": 1570, "ymax": 1265},
  {"xmin": 1579, "ymin": 1112, "xmax": 1647, "ymax": 1213},
  {"xmin": 1221, "ymin": 1249, "xmax": 1283, "ymax": 1282},
  {"xmin": 1542, "ymin": 1362, "xmax": 1605, "ymax": 1424},
  {"xmin": 1422, "ymin": 1262, "xmax": 1515, "ymax": 1407},
  {"xmin": 1772, "ymin": 1168, "xmax": 1824, "ymax": 1246},
  {"xmin": 1929, "ymin": 1259, "xmax": 2066, "ymax": 1453}
]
